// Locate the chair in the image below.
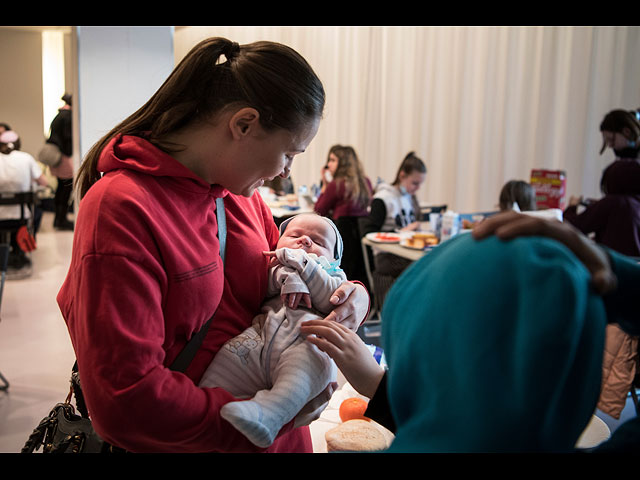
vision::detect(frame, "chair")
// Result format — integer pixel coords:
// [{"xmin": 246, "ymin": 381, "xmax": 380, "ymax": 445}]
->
[
  {"xmin": 0, "ymin": 191, "xmax": 36, "ymax": 272},
  {"xmin": 420, "ymin": 204, "xmax": 447, "ymax": 220},
  {"xmin": 357, "ymin": 217, "xmax": 396, "ymax": 323},
  {"xmin": 334, "ymin": 216, "xmax": 371, "ymax": 293},
  {"xmin": 0, "ymin": 191, "xmax": 37, "ymax": 391}
]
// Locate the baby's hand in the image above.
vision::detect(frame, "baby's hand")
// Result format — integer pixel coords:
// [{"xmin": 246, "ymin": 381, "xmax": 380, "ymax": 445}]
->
[
  {"xmin": 300, "ymin": 319, "xmax": 385, "ymax": 399},
  {"xmin": 282, "ymin": 292, "xmax": 312, "ymax": 309}
]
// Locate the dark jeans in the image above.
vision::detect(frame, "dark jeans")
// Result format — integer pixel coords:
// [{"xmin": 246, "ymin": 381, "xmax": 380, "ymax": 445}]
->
[{"xmin": 54, "ymin": 177, "xmax": 73, "ymax": 225}]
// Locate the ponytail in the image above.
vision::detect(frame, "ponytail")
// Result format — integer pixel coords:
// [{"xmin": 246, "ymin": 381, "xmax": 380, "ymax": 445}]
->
[{"xmin": 76, "ymin": 37, "xmax": 325, "ymax": 199}]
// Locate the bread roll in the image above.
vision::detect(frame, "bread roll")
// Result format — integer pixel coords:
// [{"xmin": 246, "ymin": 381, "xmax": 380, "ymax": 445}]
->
[{"xmin": 325, "ymin": 419, "xmax": 389, "ymax": 452}]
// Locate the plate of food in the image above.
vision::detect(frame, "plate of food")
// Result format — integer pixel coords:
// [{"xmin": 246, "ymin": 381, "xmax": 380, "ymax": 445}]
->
[
  {"xmin": 366, "ymin": 232, "xmax": 402, "ymax": 243},
  {"xmin": 400, "ymin": 232, "xmax": 439, "ymax": 250}
]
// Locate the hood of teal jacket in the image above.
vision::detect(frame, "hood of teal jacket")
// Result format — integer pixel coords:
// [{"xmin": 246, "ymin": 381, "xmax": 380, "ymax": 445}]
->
[{"xmin": 381, "ymin": 232, "xmax": 606, "ymax": 453}]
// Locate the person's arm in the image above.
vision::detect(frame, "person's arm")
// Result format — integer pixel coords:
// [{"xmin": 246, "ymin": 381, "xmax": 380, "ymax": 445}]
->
[
  {"xmin": 299, "ymin": 319, "xmax": 394, "ymax": 430},
  {"xmin": 272, "ymin": 248, "xmax": 346, "ymax": 313},
  {"xmin": 600, "ymin": 246, "xmax": 640, "ymax": 336},
  {"xmin": 472, "ymin": 210, "xmax": 618, "ymax": 295},
  {"xmin": 35, "ymin": 174, "xmax": 49, "ymax": 187},
  {"xmin": 359, "ymin": 198, "xmax": 387, "ymax": 236},
  {"xmin": 563, "ymin": 197, "xmax": 610, "ymax": 237},
  {"xmin": 314, "ymin": 180, "xmax": 339, "ymax": 217}
]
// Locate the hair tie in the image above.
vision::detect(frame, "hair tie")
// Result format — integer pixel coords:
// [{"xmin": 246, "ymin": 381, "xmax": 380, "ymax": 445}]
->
[{"xmin": 225, "ymin": 41, "xmax": 240, "ymax": 61}]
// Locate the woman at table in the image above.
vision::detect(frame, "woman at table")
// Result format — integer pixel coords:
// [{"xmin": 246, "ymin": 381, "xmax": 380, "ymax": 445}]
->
[
  {"xmin": 314, "ymin": 144, "xmax": 373, "ymax": 284},
  {"xmin": 302, "ymin": 211, "xmax": 640, "ymax": 452},
  {"xmin": 359, "ymin": 151, "xmax": 427, "ymax": 306},
  {"xmin": 563, "ymin": 108, "xmax": 640, "ymax": 258},
  {"xmin": 56, "ymin": 37, "xmax": 369, "ymax": 453},
  {"xmin": 563, "ymin": 158, "xmax": 640, "ymax": 257},
  {"xmin": 599, "ymin": 107, "xmax": 640, "ymax": 162}
]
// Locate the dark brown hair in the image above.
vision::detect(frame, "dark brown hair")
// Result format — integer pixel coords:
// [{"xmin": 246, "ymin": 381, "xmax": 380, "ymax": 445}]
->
[
  {"xmin": 392, "ymin": 151, "xmax": 427, "ymax": 186},
  {"xmin": 76, "ymin": 37, "xmax": 325, "ymax": 198},
  {"xmin": 327, "ymin": 144, "xmax": 372, "ymax": 210},
  {"xmin": 599, "ymin": 108, "xmax": 640, "ymax": 154},
  {"xmin": 499, "ymin": 180, "xmax": 536, "ymax": 211}
]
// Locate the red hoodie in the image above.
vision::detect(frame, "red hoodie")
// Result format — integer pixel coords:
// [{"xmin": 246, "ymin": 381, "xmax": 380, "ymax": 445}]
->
[{"xmin": 57, "ymin": 134, "xmax": 311, "ymax": 452}]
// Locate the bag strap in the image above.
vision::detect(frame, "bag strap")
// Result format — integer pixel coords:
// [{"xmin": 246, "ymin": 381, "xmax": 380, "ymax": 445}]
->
[
  {"xmin": 168, "ymin": 196, "xmax": 226, "ymax": 371},
  {"xmin": 72, "ymin": 196, "xmax": 226, "ymax": 380}
]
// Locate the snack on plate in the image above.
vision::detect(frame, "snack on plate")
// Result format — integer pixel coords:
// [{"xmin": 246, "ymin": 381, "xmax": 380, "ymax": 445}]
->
[
  {"xmin": 374, "ymin": 232, "xmax": 400, "ymax": 242},
  {"xmin": 405, "ymin": 232, "xmax": 438, "ymax": 249},
  {"xmin": 325, "ymin": 419, "xmax": 389, "ymax": 452}
]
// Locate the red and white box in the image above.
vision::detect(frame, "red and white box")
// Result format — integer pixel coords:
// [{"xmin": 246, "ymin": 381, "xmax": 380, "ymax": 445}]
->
[{"xmin": 530, "ymin": 169, "xmax": 567, "ymax": 210}]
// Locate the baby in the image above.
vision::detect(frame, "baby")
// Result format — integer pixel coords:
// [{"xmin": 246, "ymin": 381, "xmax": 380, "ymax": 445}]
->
[{"xmin": 199, "ymin": 213, "xmax": 347, "ymax": 447}]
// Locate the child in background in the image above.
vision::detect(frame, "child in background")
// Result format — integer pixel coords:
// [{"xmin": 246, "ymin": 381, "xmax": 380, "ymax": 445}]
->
[
  {"xmin": 199, "ymin": 213, "xmax": 347, "ymax": 448},
  {"xmin": 498, "ymin": 179, "xmax": 537, "ymax": 212}
]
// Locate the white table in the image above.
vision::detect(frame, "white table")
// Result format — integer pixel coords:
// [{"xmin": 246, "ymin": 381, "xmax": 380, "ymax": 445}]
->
[{"xmin": 361, "ymin": 236, "xmax": 428, "ymax": 262}]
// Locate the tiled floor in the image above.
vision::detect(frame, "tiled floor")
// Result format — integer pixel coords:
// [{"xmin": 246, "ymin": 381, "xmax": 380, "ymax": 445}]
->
[
  {"xmin": 0, "ymin": 212, "xmax": 76, "ymax": 452},
  {"xmin": 0, "ymin": 212, "xmax": 636, "ymax": 452}
]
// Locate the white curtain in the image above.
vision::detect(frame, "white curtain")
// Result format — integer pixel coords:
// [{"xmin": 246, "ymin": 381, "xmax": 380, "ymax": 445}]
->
[{"xmin": 174, "ymin": 26, "xmax": 640, "ymax": 213}]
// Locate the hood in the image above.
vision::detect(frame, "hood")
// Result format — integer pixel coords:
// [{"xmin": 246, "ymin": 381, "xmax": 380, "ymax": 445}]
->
[
  {"xmin": 98, "ymin": 134, "xmax": 223, "ymax": 195},
  {"xmin": 381, "ymin": 233, "xmax": 606, "ymax": 453},
  {"xmin": 278, "ymin": 213, "xmax": 344, "ymax": 264},
  {"xmin": 375, "ymin": 182, "xmax": 404, "ymax": 198}
]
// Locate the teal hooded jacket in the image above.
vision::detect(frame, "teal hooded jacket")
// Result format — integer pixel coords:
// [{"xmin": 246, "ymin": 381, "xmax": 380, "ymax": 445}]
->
[{"xmin": 380, "ymin": 232, "xmax": 608, "ymax": 453}]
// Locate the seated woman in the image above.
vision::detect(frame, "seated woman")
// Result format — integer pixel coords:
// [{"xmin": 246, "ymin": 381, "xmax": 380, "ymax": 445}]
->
[
  {"xmin": 564, "ymin": 158, "xmax": 640, "ymax": 258},
  {"xmin": 498, "ymin": 179, "xmax": 537, "ymax": 212},
  {"xmin": 359, "ymin": 151, "xmax": 426, "ymax": 307},
  {"xmin": 314, "ymin": 145, "xmax": 372, "ymax": 285}
]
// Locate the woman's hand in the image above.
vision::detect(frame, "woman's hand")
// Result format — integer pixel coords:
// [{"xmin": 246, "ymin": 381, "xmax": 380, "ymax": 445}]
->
[
  {"xmin": 300, "ymin": 319, "xmax": 384, "ymax": 399},
  {"xmin": 472, "ymin": 211, "xmax": 618, "ymax": 295},
  {"xmin": 568, "ymin": 195, "xmax": 583, "ymax": 207},
  {"xmin": 400, "ymin": 221, "xmax": 420, "ymax": 232},
  {"xmin": 263, "ymin": 251, "xmax": 280, "ymax": 269},
  {"xmin": 324, "ymin": 281, "xmax": 369, "ymax": 331}
]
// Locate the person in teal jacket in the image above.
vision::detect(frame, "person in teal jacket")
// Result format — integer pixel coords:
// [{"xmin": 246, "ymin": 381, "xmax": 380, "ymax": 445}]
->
[{"xmin": 301, "ymin": 211, "xmax": 639, "ymax": 452}]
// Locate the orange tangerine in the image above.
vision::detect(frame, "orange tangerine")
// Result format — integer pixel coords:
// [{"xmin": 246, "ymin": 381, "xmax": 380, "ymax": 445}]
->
[{"xmin": 339, "ymin": 397, "xmax": 370, "ymax": 422}]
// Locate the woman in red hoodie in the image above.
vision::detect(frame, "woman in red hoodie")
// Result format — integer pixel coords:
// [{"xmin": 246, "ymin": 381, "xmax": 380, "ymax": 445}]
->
[{"xmin": 57, "ymin": 37, "xmax": 369, "ymax": 453}]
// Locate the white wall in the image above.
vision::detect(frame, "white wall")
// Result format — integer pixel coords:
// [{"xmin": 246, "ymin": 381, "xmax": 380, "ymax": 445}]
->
[
  {"xmin": 75, "ymin": 26, "xmax": 175, "ymax": 161},
  {"xmin": 174, "ymin": 26, "xmax": 640, "ymax": 213}
]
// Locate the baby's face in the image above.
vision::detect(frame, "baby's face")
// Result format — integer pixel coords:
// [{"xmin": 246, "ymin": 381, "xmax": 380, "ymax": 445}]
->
[{"xmin": 277, "ymin": 215, "xmax": 336, "ymax": 260}]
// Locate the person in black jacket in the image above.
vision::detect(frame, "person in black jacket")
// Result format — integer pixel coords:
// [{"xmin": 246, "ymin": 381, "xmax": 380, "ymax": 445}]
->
[{"xmin": 46, "ymin": 93, "xmax": 74, "ymax": 230}]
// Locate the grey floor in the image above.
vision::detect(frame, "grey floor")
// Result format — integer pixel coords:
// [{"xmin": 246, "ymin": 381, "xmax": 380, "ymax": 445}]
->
[
  {"xmin": 0, "ymin": 212, "xmax": 636, "ymax": 452},
  {"xmin": 0, "ymin": 212, "xmax": 76, "ymax": 453}
]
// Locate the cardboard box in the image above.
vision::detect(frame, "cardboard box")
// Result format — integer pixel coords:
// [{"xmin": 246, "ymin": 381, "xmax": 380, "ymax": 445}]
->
[{"xmin": 530, "ymin": 169, "xmax": 567, "ymax": 210}]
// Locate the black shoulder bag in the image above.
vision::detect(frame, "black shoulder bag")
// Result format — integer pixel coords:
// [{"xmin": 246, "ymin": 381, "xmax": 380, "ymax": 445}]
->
[{"xmin": 21, "ymin": 197, "xmax": 226, "ymax": 453}]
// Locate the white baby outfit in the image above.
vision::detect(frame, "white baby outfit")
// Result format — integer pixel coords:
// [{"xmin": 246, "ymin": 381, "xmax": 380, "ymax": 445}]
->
[{"xmin": 199, "ymin": 246, "xmax": 347, "ymax": 447}]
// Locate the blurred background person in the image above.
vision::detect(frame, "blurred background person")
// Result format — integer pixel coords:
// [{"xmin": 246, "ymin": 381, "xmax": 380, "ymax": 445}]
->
[
  {"xmin": 314, "ymin": 145, "xmax": 372, "ymax": 287},
  {"xmin": 499, "ymin": 179, "xmax": 537, "ymax": 212},
  {"xmin": 46, "ymin": 93, "xmax": 74, "ymax": 231},
  {"xmin": 0, "ymin": 130, "xmax": 49, "ymax": 269},
  {"xmin": 359, "ymin": 151, "xmax": 427, "ymax": 307}
]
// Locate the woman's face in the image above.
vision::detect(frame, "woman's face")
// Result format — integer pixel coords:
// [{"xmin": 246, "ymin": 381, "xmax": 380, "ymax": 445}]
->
[
  {"xmin": 277, "ymin": 214, "xmax": 336, "ymax": 260},
  {"xmin": 230, "ymin": 115, "xmax": 320, "ymax": 198},
  {"xmin": 326, "ymin": 153, "xmax": 339, "ymax": 176},
  {"xmin": 602, "ymin": 129, "xmax": 632, "ymax": 151},
  {"xmin": 399, "ymin": 170, "xmax": 426, "ymax": 195}
]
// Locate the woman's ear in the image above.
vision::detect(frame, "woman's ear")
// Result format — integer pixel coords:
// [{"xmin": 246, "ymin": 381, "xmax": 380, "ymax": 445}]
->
[{"xmin": 229, "ymin": 107, "xmax": 260, "ymax": 139}]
